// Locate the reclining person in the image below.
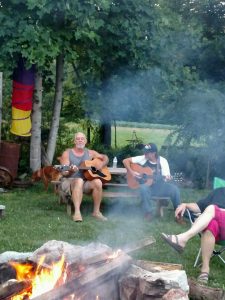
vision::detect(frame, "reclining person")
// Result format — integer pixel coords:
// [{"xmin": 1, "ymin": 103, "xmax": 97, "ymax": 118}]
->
[
  {"xmin": 161, "ymin": 187, "xmax": 225, "ymax": 284},
  {"xmin": 59, "ymin": 132, "xmax": 109, "ymax": 222}
]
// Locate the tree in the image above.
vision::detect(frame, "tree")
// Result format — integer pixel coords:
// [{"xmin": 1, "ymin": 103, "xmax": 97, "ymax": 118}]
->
[
  {"xmin": 30, "ymin": 72, "xmax": 42, "ymax": 170},
  {"xmin": 0, "ymin": 0, "xmax": 65, "ymax": 169},
  {"xmin": 46, "ymin": 54, "xmax": 64, "ymax": 163},
  {"xmin": 1, "ymin": 0, "xmax": 225, "ymax": 172}
]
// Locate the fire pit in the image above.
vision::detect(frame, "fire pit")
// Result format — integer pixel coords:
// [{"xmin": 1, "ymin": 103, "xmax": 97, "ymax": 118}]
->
[{"xmin": 0, "ymin": 239, "xmax": 189, "ymax": 300}]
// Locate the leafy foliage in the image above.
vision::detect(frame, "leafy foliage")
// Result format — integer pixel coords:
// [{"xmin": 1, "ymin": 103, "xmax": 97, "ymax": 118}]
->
[{"xmin": 1, "ymin": 0, "xmax": 225, "ymax": 178}]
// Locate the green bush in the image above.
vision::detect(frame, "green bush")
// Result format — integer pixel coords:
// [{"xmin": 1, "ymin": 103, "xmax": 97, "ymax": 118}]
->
[{"xmin": 161, "ymin": 145, "xmax": 216, "ymax": 189}]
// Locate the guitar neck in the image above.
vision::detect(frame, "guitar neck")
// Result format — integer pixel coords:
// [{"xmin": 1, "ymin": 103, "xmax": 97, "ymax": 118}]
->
[
  {"xmin": 55, "ymin": 165, "xmax": 93, "ymax": 171},
  {"xmin": 54, "ymin": 164, "xmax": 111, "ymax": 181},
  {"xmin": 79, "ymin": 166, "xmax": 92, "ymax": 171},
  {"xmin": 54, "ymin": 165, "xmax": 71, "ymax": 172}
]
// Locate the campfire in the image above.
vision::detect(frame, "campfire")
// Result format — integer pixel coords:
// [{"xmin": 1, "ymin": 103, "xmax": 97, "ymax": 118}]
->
[
  {"xmin": 0, "ymin": 239, "xmax": 190, "ymax": 300},
  {"xmin": 9, "ymin": 255, "xmax": 67, "ymax": 299}
]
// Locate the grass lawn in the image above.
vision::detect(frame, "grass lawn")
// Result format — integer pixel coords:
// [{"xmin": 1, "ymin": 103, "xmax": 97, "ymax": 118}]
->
[{"xmin": 0, "ymin": 184, "xmax": 224, "ymax": 290}]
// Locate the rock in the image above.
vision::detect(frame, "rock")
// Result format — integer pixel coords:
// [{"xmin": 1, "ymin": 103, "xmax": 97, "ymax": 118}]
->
[{"xmin": 0, "ymin": 251, "xmax": 32, "ymax": 264}]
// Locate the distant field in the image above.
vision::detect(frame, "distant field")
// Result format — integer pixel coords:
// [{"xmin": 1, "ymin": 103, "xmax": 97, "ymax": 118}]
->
[
  {"xmin": 111, "ymin": 126, "xmax": 173, "ymax": 149},
  {"xmin": 65, "ymin": 121, "xmax": 175, "ymax": 149}
]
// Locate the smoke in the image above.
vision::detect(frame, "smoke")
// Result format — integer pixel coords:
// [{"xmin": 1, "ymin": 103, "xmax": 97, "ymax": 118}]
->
[
  {"xmin": 87, "ymin": 67, "xmax": 168, "ymax": 124},
  {"xmin": 178, "ymin": 82, "xmax": 225, "ymax": 145},
  {"xmin": 86, "ymin": 27, "xmax": 204, "ymax": 125},
  {"xmin": 85, "ymin": 194, "xmax": 160, "ymax": 253}
]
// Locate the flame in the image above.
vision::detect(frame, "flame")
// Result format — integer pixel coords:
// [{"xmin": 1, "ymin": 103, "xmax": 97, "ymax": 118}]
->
[
  {"xmin": 107, "ymin": 249, "xmax": 122, "ymax": 260},
  {"xmin": 10, "ymin": 255, "xmax": 66, "ymax": 299},
  {"xmin": 10, "ymin": 261, "xmax": 35, "ymax": 281},
  {"xmin": 9, "ymin": 250, "xmax": 120, "ymax": 299}
]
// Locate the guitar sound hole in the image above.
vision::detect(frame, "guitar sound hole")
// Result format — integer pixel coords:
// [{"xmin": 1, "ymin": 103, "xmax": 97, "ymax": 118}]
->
[
  {"xmin": 137, "ymin": 176, "xmax": 147, "ymax": 185},
  {"xmin": 138, "ymin": 179, "xmax": 146, "ymax": 184},
  {"xmin": 91, "ymin": 166, "xmax": 97, "ymax": 172}
]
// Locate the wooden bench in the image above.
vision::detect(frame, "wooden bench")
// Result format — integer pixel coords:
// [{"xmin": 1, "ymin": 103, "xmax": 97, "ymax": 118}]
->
[{"xmin": 51, "ymin": 167, "xmax": 170, "ymax": 218}]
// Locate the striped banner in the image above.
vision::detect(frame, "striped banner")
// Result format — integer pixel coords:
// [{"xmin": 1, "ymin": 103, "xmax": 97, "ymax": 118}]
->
[{"xmin": 10, "ymin": 58, "xmax": 35, "ymax": 136}]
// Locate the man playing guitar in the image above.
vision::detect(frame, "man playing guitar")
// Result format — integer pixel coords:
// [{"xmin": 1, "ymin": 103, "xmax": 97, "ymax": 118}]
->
[
  {"xmin": 123, "ymin": 143, "xmax": 182, "ymax": 223},
  {"xmin": 59, "ymin": 132, "xmax": 109, "ymax": 222}
]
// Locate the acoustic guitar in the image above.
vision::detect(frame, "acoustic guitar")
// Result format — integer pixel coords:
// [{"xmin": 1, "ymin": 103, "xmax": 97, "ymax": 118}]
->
[
  {"xmin": 126, "ymin": 163, "xmax": 154, "ymax": 189},
  {"xmin": 54, "ymin": 158, "xmax": 111, "ymax": 183},
  {"xmin": 126, "ymin": 163, "xmax": 184, "ymax": 189}
]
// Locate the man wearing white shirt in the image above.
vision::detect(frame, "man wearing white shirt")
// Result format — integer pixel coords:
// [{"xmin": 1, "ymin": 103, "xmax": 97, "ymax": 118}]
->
[{"xmin": 123, "ymin": 143, "xmax": 181, "ymax": 222}]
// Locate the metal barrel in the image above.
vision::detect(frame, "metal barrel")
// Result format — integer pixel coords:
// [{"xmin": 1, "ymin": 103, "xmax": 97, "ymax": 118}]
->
[{"xmin": 0, "ymin": 141, "xmax": 20, "ymax": 179}]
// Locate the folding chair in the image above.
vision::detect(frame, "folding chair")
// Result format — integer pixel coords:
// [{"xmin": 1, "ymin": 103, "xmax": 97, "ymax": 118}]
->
[
  {"xmin": 186, "ymin": 176, "xmax": 225, "ymax": 267},
  {"xmin": 186, "ymin": 209, "xmax": 225, "ymax": 267}
]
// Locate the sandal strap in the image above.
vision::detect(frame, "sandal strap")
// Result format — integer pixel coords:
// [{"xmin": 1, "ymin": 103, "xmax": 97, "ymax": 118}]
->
[{"xmin": 198, "ymin": 272, "xmax": 209, "ymax": 282}]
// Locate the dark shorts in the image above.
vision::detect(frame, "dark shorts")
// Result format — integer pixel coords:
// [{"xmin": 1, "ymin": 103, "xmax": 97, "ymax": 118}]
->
[{"xmin": 205, "ymin": 205, "xmax": 225, "ymax": 241}]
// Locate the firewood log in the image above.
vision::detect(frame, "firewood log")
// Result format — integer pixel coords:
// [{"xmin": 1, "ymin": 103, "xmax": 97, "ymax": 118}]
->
[
  {"xmin": 188, "ymin": 278, "xmax": 225, "ymax": 300},
  {"xmin": 0, "ymin": 279, "xmax": 31, "ymax": 300}
]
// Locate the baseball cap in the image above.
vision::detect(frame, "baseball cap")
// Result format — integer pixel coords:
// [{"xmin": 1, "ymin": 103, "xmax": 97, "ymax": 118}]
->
[{"xmin": 144, "ymin": 143, "xmax": 158, "ymax": 153}]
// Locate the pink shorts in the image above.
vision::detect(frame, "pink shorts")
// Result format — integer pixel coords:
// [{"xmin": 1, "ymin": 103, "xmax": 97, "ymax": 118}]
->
[{"xmin": 205, "ymin": 205, "xmax": 225, "ymax": 242}]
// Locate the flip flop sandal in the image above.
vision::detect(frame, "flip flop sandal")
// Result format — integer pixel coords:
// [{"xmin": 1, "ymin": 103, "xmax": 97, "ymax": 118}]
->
[
  {"xmin": 161, "ymin": 233, "xmax": 184, "ymax": 254},
  {"xmin": 197, "ymin": 272, "xmax": 209, "ymax": 284},
  {"xmin": 72, "ymin": 212, "xmax": 83, "ymax": 222},
  {"xmin": 92, "ymin": 212, "xmax": 107, "ymax": 221}
]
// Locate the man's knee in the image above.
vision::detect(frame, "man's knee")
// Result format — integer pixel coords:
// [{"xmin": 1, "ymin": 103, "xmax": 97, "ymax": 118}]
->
[
  {"xmin": 92, "ymin": 179, "xmax": 102, "ymax": 189},
  {"xmin": 71, "ymin": 178, "xmax": 84, "ymax": 191},
  {"xmin": 85, "ymin": 179, "xmax": 102, "ymax": 193},
  {"xmin": 171, "ymin": 184, "xmax": 180, "ymax": 196},
  {"xmin": 162, "ymin": 182, "xmax": 179, "ymax": 197}
]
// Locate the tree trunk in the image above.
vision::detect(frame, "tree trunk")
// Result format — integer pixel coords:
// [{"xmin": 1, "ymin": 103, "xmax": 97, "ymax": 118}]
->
[
  {"xmin": 87, "ymin": 126, "xmax": 91, "ymax": 144},
  {"xmin": 114, "ymin": 120, "xmax": 117, "ymax": 148},
  {"xmin": 0, "ymin": 72, "xmax": 2, "ymax": 142},
  {"xmin": 41, "ymin": 144, "xmax": 50, "ymax": 166},
  {"xmin": 99, "ymin": 120, "xmax": 111, "ymax": 147},
  {"xmin": 46, "ymin": 53, "xmax": 64, "ymax": 164},
  {"xmin": 30, "ymin": 72, "xmax": 42, "ymax": 171},
  {"xmin": 205, "ymin": 158, "xmax": 210, "ymax": 189}
]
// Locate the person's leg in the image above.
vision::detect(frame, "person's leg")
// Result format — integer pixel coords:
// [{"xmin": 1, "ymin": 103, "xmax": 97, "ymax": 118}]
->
[
  {"xmin": 70, "ymin": 178, "xmax": 84, "ymax": 221},
  {"xmin": 167, "ymin": 183, "xmax": 181, "ymax": 210},
  {"xmin": 152, "ymin": 181, "xmax": 181, "ymax": 210},
  {"xmin": 84, "ymin": 179, "xmax": 107, "ymax": 221},
  {"xmin": 139, "ymin": 184, "xmax": 154, "ymax": 217},
  {"xmin": 198, "ymin": 207, "xmax": 225, "ymax": 281},
  {"xmin": 197, "ymin": 217, "xmax": 219, "ymax": 283},
  {"xmin": 200, "ymin": 230, "xmax": 215, "ymax": 275},
  {"xmin": 162, "ymin": 205, "xmax": 216, "ymax": 248}
]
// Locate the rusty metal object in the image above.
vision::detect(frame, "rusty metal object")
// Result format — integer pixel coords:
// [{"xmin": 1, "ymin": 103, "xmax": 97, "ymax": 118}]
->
[
  {"xmin": 0, "ymin": 141, "xmax": 20, "ymax": 180},
  {"xmin": 0, "ymin": 167, "xmax": 13, "ymax": 187},
  {"xmin": 12, "ymin": 180, "xmax": 33, "ymax": 188}
]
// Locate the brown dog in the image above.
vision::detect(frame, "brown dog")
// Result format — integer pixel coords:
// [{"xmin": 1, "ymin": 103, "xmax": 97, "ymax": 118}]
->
[{"xmin": 31, "ymin": 166, "xmax": 62, "ymax": 191}]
